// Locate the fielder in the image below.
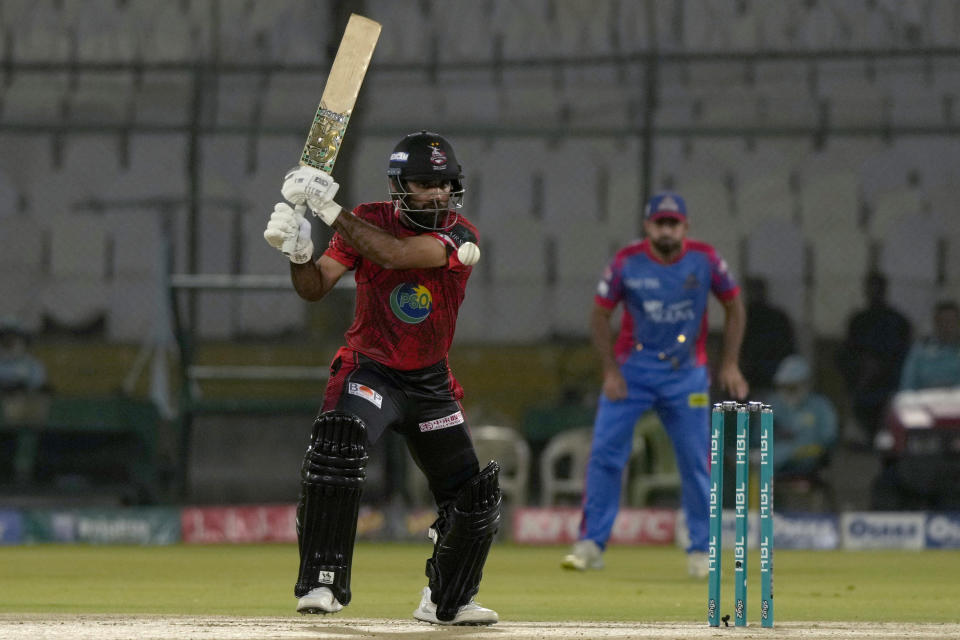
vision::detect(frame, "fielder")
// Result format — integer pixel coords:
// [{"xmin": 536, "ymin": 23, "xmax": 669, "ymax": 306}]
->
[
  {"xmin": 562, "ymin": 192, "xmax": 748, "ymax": 578},
  {"xmin": 264, "ymin": 131, "xmax": 499, "ymax": 625}
]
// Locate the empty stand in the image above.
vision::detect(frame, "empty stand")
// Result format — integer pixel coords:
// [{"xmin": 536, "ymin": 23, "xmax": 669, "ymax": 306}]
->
[
  {"xmin": 432, "ymin": 0, "xmax": 497, "ymax": 62},
  {"xmin": 880, "ymin": 211, "xmax": 941, "ymax": 332},
  {"xmin": 682, "ymin": 1, "xmax": 761, "ymax": 51},
  {"xmin": 113, "ymin": 134, "xmax": 189, "ymax": 200},
  {"xmin": 440, "ymin": 78, "xmax": 502, "ymax": 129},
  {"xmin": 240, "ymin": 135, "xmax": 302, "ymax": 210},
  {"xmin": 355, "ymin": 71, "xmax": 446, "ymax": 136},
  {"xmin": 867, "ymin": 185, "xmax": 926, "ymax": 242},
  {"xmin": 0, "ymin": 215, "xmax": 46, "ymax": 332},
  {"xmin": 237, "ymin": 212, "xmax": 306, "ymax": 336},
  {"xmin": 540, "ymin": 426, "xmax": 593, "ymax": 506},
  {"xmin": 260, "ymin": 72, "xmax": 329, "ymax": 129},
  {"xmin": 471, "ymin": 425, "xmax": 531, "ymax": 507},
  {"xmin": 213, "ymin": 74, "xmax": 262, "ymax": 129},
  {"xmin": 798, "ymin": 167, "xmax": 860, "ymax": 236},
  {"xmin": 133, "ymin": 71, "xmax": 192, "ymax": 127},
  {"xmin": 7, "ymin": 0, "xmax": 72, "ymax": 62},
  {"xmin": 627, "ymin": 412, "xmax": 681, "ymax": 507},
  {"xmin": 364, "ymin": 0, "xmax": 433, "ymax": 63},
  {"xmin": 1, "ymin": 72, "xmax": 69, "ymax": 124},
  {"xmin": 69, "ymin": 0, "xmax": 138, "ymax": 63},
  {"xmin": 68, "ymin": 72, "xmax": 135, "ymax": 126},
  {"xmin": 492, "ymin": 0, "xmax": 555, "ymax": 58},
  {"xmin": 810, "ymin": 228, "xmax": 869, "ymax": 338},
  {"xmin": 193, "ymin": 205, "xmax": 238, "ymax": 340},
  {"xmin": 200, "ymin": 135, "xmax": 250, "ymax": 200},
  {"xmin": 745, "ymin": 216, "xmax": 807, "ymax": 328},
  {"xmin": 41, "ymin": 212, "xmax": 109, "ymax": 330},
  {"xmin": 131, "ymin": 0, "xmax": 201, "ymax": 62},
  {"xmin": 105, "ymin": 208, "xmax": 166, "ymax": 342}
]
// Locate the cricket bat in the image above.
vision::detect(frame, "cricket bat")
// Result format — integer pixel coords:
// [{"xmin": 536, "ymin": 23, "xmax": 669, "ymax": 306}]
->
[
  {"xmin": 284, "ymin": 13, "xmax": 380, "ymax": 255},
  {"xmin": 300, "ymin": 13, "xmax": 381, "ymax": 174}
]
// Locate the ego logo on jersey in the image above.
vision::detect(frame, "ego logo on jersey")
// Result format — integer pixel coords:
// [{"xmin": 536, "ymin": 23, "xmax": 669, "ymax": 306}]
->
[{"xmin": 389, "ymin": 283, "xmax": 433, "ymax": 324}]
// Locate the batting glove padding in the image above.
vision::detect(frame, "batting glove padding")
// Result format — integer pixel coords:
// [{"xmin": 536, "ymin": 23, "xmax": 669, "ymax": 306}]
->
[
  {"xmin": 281, "ymin": 165, "xmax": 343, "ymax": 226},
  {"xmin": 264, "ymin": 202, "xmax": 314, "ymax": 264}
]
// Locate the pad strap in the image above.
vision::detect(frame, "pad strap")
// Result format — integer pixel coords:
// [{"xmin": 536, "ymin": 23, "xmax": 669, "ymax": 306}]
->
[
  {"xmin": 295, "ymin": 411, "xmax": 367, "ymax": 604},
  {"xmin": 426, "ymin": 461, "xmax": 501, "ymax": 621}
]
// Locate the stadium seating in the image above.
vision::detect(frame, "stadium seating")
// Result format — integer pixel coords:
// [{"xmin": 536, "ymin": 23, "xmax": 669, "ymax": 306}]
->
[
  {"xmin": 69, "ymin": 72, "xmax": 135, "ymax": 126},
  {"xmin": 493, "ymin": 0, "xmax": 555, "ymax": 58},
  {"xmin": 362, "ymin": 73, "xmax": 446, "ymax": 132},
  {"xmin": 432, "ymin": 0, "xmax": 497, "ymax": 62},
  {"xmin": 364, "ymin": 0, "xmax": 432, "ymax": 63},
  {"xmin": 471, "ymin": 425, "xmax": 531, "ymax": 508},
  {"xmin": 192, "ymin": 205, "xmax": 237, "ymax": 340},
  {"xmin": 260, "ymin": 72, "xmax": 329, "ymax": 129},
  {"xmin": 810, "ymin": 228, "xmax": 869, "ymax": 338},
  {"xmin": 440, "ymin": 80, "xmax": 502, "ymax": 129},
  {"xmin": 41, "ymin": 212, "xmax": 109, "ymax": 331},
  {"xmin": 0, "ymin": 215, "xmax": 46, "ymax": 332},
  {"xmin": 1, "ymin": 72, "xmax": 69, "ymax": 124},
  {"xmin": 105, "ymin": 209, "xmax": 167, "ymax": 343},
  {"xmin": 133, "ymin": 72, "xmax": 193, "ymax": 127},
  {"xmin": 7, "ymin": 0, "xmax": 72, "ymax": 62},
  {"xmin": 131, "ymin": 0, "xmax": 199, "ymax": 62},
  {"xmin": 213, "ymin": 74, "xmax": 261, "ymax": 129},
  {"xmin": 880, "ymin": 211, "xmax": 941, "ymax": 332},
  {"xmin": 238, "ymin": 212, "xmax": 306, "ymax": 337},
  {"xmin": 745, "ymin": 217, "xmax": 806, "ymax": 328},
  {"xmin": 798, "ymin": 168, "xmax": 860, "ymax": 237},
  {"xmin": 540, "ymin": 426, "xmax": 593, "ymax": 506},
  {"xmin": 70, "ymin": 0, "xmax": 138, "ymax": 63},
  {"xmin": 627, "ymin": 412, "xmax": 681, "ymax": 508},
  {"xmin": 2, "ymin": 0, "xmax": 959, "ymax": 440}
]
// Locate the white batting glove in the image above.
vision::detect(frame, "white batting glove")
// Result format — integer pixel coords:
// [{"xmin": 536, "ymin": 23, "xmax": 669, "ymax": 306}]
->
[
  {"xmin": 281, "ymin": 165, "xmax": 343, "ymax": 226},
  {"xmin": 263, "ymin": 202, "xmax": 314, "ymax": 264}
]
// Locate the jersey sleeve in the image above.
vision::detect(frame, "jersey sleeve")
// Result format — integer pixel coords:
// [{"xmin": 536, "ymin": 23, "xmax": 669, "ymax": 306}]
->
[
  {"xmin": 594, "ymin": 254, "xmax": 624, "ymax": 309},
  {"xmin": 323, "ymin": 206, "xmax": 368, "ymax": 269},
  {"xmin": 708, "ymin": 246, "xmax": 740, "ymax": 301},
  {"xmin": 324, "ymin": 229, "xmax": 360, "ymax": 269},
  {"xmin": 431, "ymin": 220, "xmax": 480, "ymax": 270}
]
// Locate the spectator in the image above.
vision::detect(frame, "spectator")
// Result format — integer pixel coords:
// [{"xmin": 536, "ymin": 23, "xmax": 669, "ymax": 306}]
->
[
  {"xmin": 0, "ymin": 317, "xmax": 50, "ymax": 486},
  {"xmin": 740, "ymin": 276, "xmax": 796, "ymax": 396},
  {"xmin": 0, "ymin": 317, "xmax": 47, "ymax": 393},
  {"xmin": 836, "ymin": 271, "xmax": 911, "ymax": 445},
  {"xmin": 899, "ymin": 300, "xmax": 960, "ymax": 391},
  {"xmin": 766, "ymin": 354, "xmax": 838, "ymax": 478}
]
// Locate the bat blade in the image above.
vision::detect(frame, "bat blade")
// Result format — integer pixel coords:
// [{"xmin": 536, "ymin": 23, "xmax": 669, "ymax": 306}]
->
[{"xmin": 300, "ymin": 13, "xmax": 381, "ymax": 174}]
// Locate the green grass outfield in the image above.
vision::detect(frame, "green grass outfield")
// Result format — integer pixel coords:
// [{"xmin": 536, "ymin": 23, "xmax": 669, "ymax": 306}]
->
[{"xmin": 1, "ymin": 543, "xmax": 958, "ymax": 623}]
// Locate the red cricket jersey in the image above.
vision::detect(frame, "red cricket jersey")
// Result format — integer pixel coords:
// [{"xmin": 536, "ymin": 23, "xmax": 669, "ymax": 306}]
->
[{"xmin": 323, "ymin": 202, "xmax": 479, "ymax": 371}]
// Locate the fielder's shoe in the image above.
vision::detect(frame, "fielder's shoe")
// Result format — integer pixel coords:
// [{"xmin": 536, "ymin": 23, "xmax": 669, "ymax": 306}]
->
[
  {"xmin": 688, "ymin": 551, "xmax": 709, "ymax": 579},
  {"xmin": 561, "ymin": 539, "xmax": 604, "ymax": 571},
  {"xmin": 413, "ymin": 586, "xmax": 498, "ymax": 625},
  {"xmin": 296, "ymin": 586, "xmax": 343, "ymax": 615}
]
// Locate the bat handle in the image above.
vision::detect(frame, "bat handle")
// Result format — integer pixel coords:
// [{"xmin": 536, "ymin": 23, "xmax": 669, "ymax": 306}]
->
[{"xmin": 281, "ymin": 204, "xmax": 310, "ymax": 255}]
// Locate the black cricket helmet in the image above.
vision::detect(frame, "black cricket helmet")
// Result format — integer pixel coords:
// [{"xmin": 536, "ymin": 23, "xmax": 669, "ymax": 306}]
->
[{"xmin": 387, "ymin": 130, "xmax": 464, "ymax": 231}]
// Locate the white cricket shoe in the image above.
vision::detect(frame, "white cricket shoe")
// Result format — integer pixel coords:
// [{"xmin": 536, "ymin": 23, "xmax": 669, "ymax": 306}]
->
[
  {"xmin": 297, "ymin": 586, "xmax": 343, "ymax": 615},
  {"xmin": 561, "ymin": 539, "xmax": 604, "ymax": 570},
  {"xmin": 413, "ymin": 587, "xmax": 498, "ymax": 625},
  {"xmin": 688, "ymin": 551, "xmax": 709, "ymax": 579}
]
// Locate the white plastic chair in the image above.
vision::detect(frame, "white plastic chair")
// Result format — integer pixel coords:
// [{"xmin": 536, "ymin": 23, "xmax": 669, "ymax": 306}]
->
[
  {"xmin": 471, "ymin": 425, "xmax": 531, "ymax": 507},
  {"xmin": 539, "ymin": 426, "xmax": 593, "ymax": 506}
]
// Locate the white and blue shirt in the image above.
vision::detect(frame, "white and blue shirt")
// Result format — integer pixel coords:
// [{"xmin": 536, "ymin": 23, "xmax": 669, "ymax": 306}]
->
[{"xmin": 595, "ymin": 238, "xmax": 739, "ymax": 370}]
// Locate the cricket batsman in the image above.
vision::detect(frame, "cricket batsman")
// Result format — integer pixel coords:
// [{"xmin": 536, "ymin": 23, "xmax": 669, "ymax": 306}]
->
[{"xmin": 263, "ymin": 131, "xmax": 499, "ymax": 625}]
